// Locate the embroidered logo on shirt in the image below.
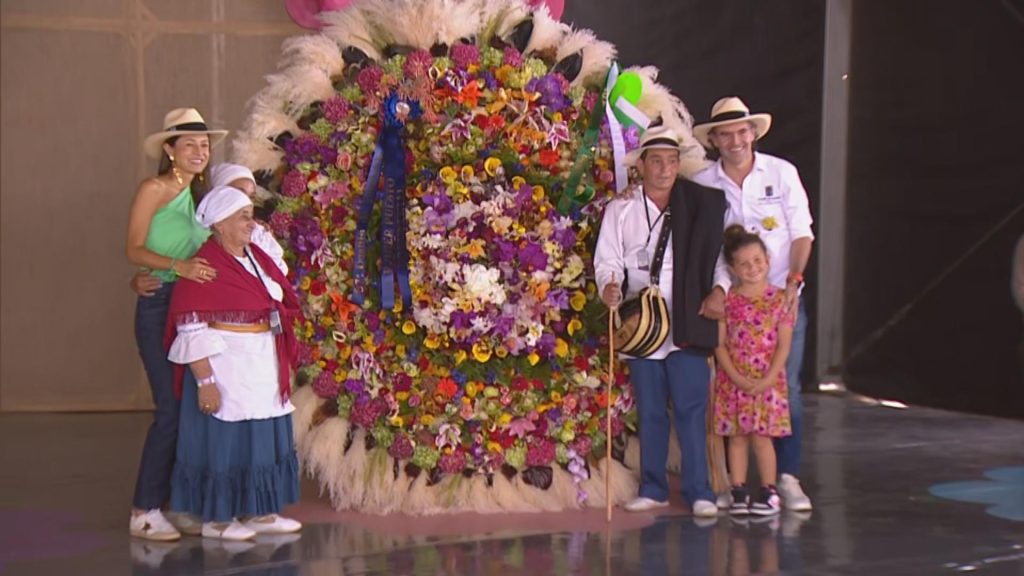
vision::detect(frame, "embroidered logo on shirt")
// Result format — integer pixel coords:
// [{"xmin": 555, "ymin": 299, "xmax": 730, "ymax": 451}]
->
[{"xmin": 765, "ymin": 185, "xmax": 774, "ymax": 197}]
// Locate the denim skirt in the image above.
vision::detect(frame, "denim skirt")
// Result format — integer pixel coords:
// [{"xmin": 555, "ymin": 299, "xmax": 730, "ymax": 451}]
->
[{"xmin": 170, "ymin": 372, "xmax": 300, "ymax": 523}]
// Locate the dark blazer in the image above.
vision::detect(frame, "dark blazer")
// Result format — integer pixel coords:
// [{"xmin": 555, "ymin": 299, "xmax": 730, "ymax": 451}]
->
[{"xmin": 669, "ymin": 178, "xmax": 727, "ymax": 352}]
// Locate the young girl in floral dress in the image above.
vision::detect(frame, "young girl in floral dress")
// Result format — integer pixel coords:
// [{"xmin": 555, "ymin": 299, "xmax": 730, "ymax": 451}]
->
[{"xmin": 714, "ymin": 225, "xmax": 795, "ymax": 516}]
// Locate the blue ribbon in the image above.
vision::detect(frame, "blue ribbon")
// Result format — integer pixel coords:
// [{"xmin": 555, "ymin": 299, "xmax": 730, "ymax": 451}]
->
[{"xmin": 351, "ymin": 93, "xmax": 418, "ymax": 311}]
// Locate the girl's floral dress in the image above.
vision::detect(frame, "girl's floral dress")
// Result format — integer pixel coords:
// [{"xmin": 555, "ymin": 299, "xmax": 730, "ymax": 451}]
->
[{"xmin": 714, "ymin": 285, "xmax": 794, "ymax": 437}]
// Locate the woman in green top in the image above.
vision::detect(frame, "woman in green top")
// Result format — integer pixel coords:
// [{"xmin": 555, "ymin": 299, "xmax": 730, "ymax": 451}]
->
[{"xmin": 125, "ymin": 108, "xmax": 227, "ymax": 541}]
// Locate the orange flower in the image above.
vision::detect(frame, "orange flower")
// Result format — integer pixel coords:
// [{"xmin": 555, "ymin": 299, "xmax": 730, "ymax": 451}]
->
[
  {"xmin": 328, "ymin": 291, "xmax": 359, "ymax": 326},
  {"xmin": 437, "ymin": 377, "xmax": 458, "ymax": 399},
  {"xmin": 456, "ymin": 81, "xmax": 481, "ymax": 108},
  {"xmin": 538, "ymin": 149, "xmax": 559, "ymax": 168}
]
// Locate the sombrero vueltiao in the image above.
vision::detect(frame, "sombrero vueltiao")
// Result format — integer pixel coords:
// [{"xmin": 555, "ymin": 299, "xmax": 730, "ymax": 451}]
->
[
  {"xmin": 692, "ymin": 97, "xmax": 771, "ymax": 149},
  {"xmin": 143, "ymin": 108, "xmax": 228, "ymax": 159}
]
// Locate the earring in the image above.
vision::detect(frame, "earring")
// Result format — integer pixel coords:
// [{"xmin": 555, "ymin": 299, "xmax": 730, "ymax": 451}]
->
[
  {"xmin": 198, "ymin": 172, "xmax": 205, "ymax": 183},
  {"xmin": 168, "ymin": 154, "xmax": 183, "ymax": 185}
]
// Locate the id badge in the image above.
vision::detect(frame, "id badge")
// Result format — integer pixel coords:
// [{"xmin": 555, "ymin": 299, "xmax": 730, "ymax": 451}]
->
[
  {"xmin": 637, "ymin": 250, "xmax": 651, "ymax": 271},
  {"xmin": 269, "ymin": 309, "xmax": 283, "ymax": 335}
]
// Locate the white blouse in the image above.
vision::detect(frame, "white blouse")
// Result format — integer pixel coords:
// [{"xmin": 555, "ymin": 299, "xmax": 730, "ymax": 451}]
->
[{"xmin": 168, "ymin": 250, "xmax": 294, "ymax": 422}]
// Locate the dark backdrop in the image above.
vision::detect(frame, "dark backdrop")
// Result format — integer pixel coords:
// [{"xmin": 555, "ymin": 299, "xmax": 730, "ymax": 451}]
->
[
  {"xmin": 844, "ymin": 1, "xmax": 1024, "ymax": 419},
  {"xmin": 563, "ymin": 0, "xmax": 826, "ymax": 388}
]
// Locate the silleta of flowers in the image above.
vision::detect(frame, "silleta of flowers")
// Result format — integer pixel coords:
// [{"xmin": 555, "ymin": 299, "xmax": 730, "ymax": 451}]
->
[{"xmin": 234, "ymin": 0, "xmax": 707, "ymax": 513}]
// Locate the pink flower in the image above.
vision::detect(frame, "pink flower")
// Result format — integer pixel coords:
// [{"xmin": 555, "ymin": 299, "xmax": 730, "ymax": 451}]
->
[
  {"xmin": 450, "ymin": 43, "xmax": 479, "ymax": 69},
  {"xmin": 439, "ymin": 450, "xmax": 467, "ymax": 474},
  {"xmin": 357, "ymin": 66, "xmax": 384, "ymax": 94},
  {"xmin": 281, "ymin": 170, "xmax": 307, "ymax": 198},
  {"xmin": 268, "ymin": 212, "xmax": 293, "ymax": 237},
  {"xmin": 403, "ymin": 49, "xmax": 433, "ymax": 78},
  {"xmin": 526, "ymin": 439, "xmax": 556, "ymax": 467},
  {"xmin": 503, "ymin": 46, "xmax": 523, "ymax": 68},
  {"xmin": 322, "ymin": 96, "xmax": 350, "ymax": 124}
]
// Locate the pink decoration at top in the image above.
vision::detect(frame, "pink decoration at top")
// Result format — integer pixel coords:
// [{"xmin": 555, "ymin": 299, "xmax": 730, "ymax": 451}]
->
[
  {"xmin": 528, "ymin": 0, "xmax": 565, "ymax": 20},
  {"xmin": 285, "ymin": 0, "xmax": 354, "ymax": 30}
]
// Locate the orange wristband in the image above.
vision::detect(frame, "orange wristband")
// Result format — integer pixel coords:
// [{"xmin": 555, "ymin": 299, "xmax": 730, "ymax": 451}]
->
[{"xmin": 787, "ymin": 272, "xmax": 804, "ymax": 285}]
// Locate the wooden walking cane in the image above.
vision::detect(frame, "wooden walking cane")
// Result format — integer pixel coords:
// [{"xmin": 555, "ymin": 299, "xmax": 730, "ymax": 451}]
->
[{"xmin": 606, "ymin": 273, "xmax": 616, "ymax": 522}]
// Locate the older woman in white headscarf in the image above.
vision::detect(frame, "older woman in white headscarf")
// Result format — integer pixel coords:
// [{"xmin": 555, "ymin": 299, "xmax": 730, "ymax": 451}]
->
[{"xmin": 166, "ymin": 186, "xmax": 303, "ymax": 541}]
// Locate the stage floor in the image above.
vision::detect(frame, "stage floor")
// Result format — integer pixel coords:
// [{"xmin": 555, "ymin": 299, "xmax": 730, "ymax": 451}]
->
[{"xmin": 1, "ymin": 393, "xmax": 1022, "ymax": 575}]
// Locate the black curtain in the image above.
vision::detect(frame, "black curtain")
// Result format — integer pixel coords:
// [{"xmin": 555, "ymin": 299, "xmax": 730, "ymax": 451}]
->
[
  {"xmin": 844, "ymin": 0, "xmax": 1024, "ymax": 419},
  {"xmin": 563, "ymin": 0, "xmax": 826, "ymax": 387}
]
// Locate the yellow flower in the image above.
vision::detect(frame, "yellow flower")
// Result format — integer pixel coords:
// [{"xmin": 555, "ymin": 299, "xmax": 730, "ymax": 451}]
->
[
  {"xmin": 454, "ymin": 349, "xmax": 467, "ymax": 365},
  {"xmin": 762, "ymin": 216, "xmax": 778, "ymax": 231},
  {"xmin": 421, "ymin": 414, "xmax": 435, "ymax": 426},
  {"xmin": 499, "ymin": 413, "xmax": 513, "ymax": 426},
  {"xmin": 554, "ymin": 338, "xmax": 569, "ymax": 358},
  {"xmin": 300, "ymin": 276, "xmax": 312, "ymax": 290},
  {"xmin": 396, "ymin": 391, "xmax": 410, "ymax": 401},
  {"xmin": 466, "ymin": 383, "xmax": 479, "ymax": 398},
  {"xmin": 528, "ymin": 352, "xmax": 540, "ymax": 366},
  {"xmin": 460, "ymin": 165, "xmax": 475, "ymax": 181},
  {"xmin": 487, "ymin": 441, "xmax": 504, "ymax": 453},
  {"xmin": 550, "ymin": 390, "xmax": 563, "ymax": 402},
  {"xmin": 395, "ymin": 344, "xmax": 406, "ymax": 358},
  {"xmin": 320, "ymin": 315, "xmax": 335, "ymax": 328},
  {"xmin": 532, "ymin": 185, "xmax": 545, "ymax": 202},
  {"xmin": 567, "ymin": 318, "xmax": 583, "ymax": 336},
  {"xmin": 402, "ymin": 320, "xmax": 417, "ymax": 335},
  {"xmin": 537, "ymin": 403, "xmax": 552, "ymax": 414},
  {"xmin": 495, "ymin": 345, "xmax": 509, "ymax": 358},
  {"xmin": 472, "ymin": 340, "xmax": 492, "ymax": 363},
  {"xmin": 484, "ymin": 157, "xmax": 502, "ymax": 177},
  {"xmin": 511, "ymin": 176, "xmax": 526, "ymax": 190},
  {"xmin": 462, "ymin": 396, "xmax": 471, "ymax": 405},
  {"xmin": 425, "ymin": 335, "xmax": 441, "ymax": 349},
  {"xmin": 439, "ymin": 166, "xmax": 457, "ymax": 185},
  {"xmin": 570, "ymin": 291, "xmax": 587, "ymax": 312},
  {"xmin": 362, "ymin": 335, "xmax": 377, "ymax": 353},
  {"xmin": 389, "ymin": 415, "xmax": 404, "ymax": 427}
]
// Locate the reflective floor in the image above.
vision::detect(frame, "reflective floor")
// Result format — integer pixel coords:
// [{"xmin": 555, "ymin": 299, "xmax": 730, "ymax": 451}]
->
[{"xmin": 2, "ymin": 393, "xmax": 1023, "ymax": 575}]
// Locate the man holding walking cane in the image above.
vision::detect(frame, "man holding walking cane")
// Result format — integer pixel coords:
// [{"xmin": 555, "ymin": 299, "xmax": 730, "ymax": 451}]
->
[{"xmin": 594, "ymin": 126, "xmax": 727, "ymax": 518}]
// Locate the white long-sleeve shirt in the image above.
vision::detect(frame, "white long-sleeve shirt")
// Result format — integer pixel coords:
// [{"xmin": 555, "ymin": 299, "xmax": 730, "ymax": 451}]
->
[
  {"xmin": 168, "ymin": 250, "xmax": 294, "ymax": 422},
  {"xmin": 692, "ymin": 152, "xmax": 814, "ymax": 291},
  {"xmin": 594, "ymin": 189, "xmax": 679, "ymax": 360}
]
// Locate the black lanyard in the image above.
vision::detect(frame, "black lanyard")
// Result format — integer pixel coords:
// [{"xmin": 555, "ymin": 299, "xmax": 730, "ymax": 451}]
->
[{"xmin": 643, "ymin": 194, "xmax": 667, "ymax": 247}]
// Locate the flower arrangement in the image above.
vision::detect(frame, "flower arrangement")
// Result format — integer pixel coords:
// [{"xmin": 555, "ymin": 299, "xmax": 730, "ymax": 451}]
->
[{"xmin": 233, "ymin": 0, "xmax": 707, "ymax": 513}]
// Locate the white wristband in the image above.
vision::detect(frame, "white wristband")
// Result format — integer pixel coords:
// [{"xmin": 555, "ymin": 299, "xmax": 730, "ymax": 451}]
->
[{"xmin": 198, "ymin": 375, "xmax": 216, "ymax": 387}]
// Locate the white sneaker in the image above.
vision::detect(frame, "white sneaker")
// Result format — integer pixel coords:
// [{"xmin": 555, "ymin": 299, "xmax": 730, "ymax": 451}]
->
[
  {"xmin": 692, "ymin": 499, "xmax": 718, "ymax": 518},
  {"xmin": 202, "ymin": 519, "xmax": 256, "ymax": 541},
  {"xmin": 165, "ymin": 511, "xmax": 203, "ymax": 536},
  {"xmin": 778, "ymin": 474, "xmax": 813, "ymax": 511},
  {"xmin": 241, "ymin": 514, "xmax": 303, "ymax": 534},
  {"xmin": 716, "ymin": 492, "xmax": 733, "ymax": 509},
  {"xmin": 624, "ymin": 496, "xmax": 669, "ymax": 512},
  {"xmin": 129, "ymin": 509, "xmax": 181, "ymax": 542}
]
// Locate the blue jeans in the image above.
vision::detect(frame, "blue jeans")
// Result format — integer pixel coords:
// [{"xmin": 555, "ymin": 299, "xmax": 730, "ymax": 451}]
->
[
  {"xmin": 774, "ymin": 298, "xmax": 807, "ymax": 477},
  {"xmin": 131, "ymin": 282, "xmax": 180, "ymax": 510},
  {"xmin": 629, "ymin": 349, "xmax": 715, "ymax": 506}
]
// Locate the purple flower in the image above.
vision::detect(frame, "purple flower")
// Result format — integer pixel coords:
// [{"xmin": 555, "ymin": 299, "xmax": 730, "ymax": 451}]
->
[
  {"xmin": 322, "ymin": 96, "xmax": 350, "ymax": 124},
  {"xmin": 388, "ymin": 435, "xmax": 414, "ymax": 459},
  {"xmin": 527, "ymin": 75, "xmax": 570, "ymax": 112},
  {"xmin": 450, "ymin": 43, "xmax": 480, "ymax": 69},
  {"xmin": 290, "ymin": 216, "xmax": 323, "ymax": 255},
  {"xmin": 519, "ymin": 242, "xmax": 549, "ymax": 271},
  {"xmin": 312, "ymin": 371, "xmax": 340, "ymax": 399},
  {"xmin": 281, "ymin": 170, "xmax": 307, "ymax": 198},
  {"xmin": 344, "ymin": 378, "xmax": 365, "ymax": 394}
]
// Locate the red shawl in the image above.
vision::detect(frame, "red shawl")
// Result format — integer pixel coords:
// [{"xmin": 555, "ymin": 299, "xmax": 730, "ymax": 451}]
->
[{"xmin": 165, "ymin": 239, "xmax": 303, "ymax": 401}]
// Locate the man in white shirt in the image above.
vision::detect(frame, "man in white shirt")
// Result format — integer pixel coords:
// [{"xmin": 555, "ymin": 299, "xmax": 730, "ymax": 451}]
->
[
  {"xmin": 692, "ymin": 97, "xmax": 815, "ymax": 511},
  {"xmin": 595, "ymin": 126, "xmax": 726, "ymax": 517}
]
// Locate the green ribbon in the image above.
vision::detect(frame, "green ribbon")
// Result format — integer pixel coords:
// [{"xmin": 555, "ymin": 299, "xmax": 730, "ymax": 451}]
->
[{"xmin": 557, "ymin": 70, "xmax": 611, "ymax": 216}]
